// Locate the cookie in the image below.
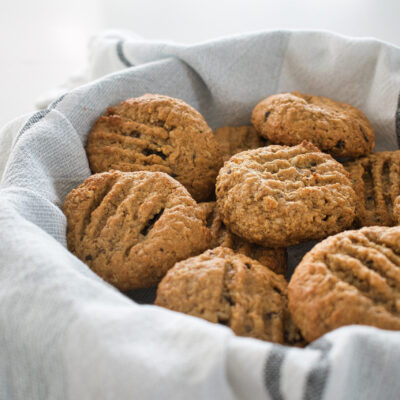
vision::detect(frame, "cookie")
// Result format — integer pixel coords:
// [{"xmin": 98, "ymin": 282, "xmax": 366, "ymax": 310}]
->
[
  {"xmin": 199, "ymin": 201, "xmax": 287, "ymax": 275},
  {"xmin": 284, "ymin": 316, "xmax": 308, "ymax": 347},
  {"xmin": 394, "ymin": 196, "xmax": 400, "ymax": 224},
  {"xmin": 288, "ymin": 226, "xmax": 400, "ymax": 342},
  {"xmin": 63, "ymin": 170, "xmax": 210, "ymax": 290},
  {"xmin": 155, "ymin": 247, "xmax": 290, "ymax": 343},
  {"xmin": 251, "ymin": 92, "xmax": 375, "ymax": 157},
  {"xmin": 214, "ymin": 125, "xmax": 267, "ymax": 162},
  {"xmin": 216, "ymin": 141, "xmax": 356, "ymax": 247},
  {"xmin": 344, "ymin": 150, "xmax": 400, "ymax": 227},
  {"xmin": 86, "ymin": 94, "xmax": 223, "ymax": 201}
]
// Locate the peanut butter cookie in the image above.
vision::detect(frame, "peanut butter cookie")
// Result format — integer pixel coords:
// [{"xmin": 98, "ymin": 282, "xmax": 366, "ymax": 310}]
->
[
  {"xmin": 344, "ymin": 150, "xmax": 400, "ymax": 227},
  {"xmin": 394, "ymin": 196, "xmax": 400, "ymax": 224},
  {"xmin": 86, "ymin": 94, "xmax": 223, "ymax": 201},
  {"xmin": 214, "ymin": 125, "xmax": 267, "ymax": 162},
  {"xmin": 199, "ymin": 201, "xmax": 287, "ymax": 275},
  {"xmin": 216, "ymin": 141, "xmax": 356, "ymax": 247},
  {"xmin": 63, "ymin": 170, "xmax": 210, "ymax": 290},
  {"xmin": 251, "ymin": 92, "xmax": 375, "ymax": 157},
  {"xmin": 155, "ymin": 247, "xmax": 291, "ymax": 343},
  {"xmin": 289, "ymin": 226, "xmax": 400, "ymax": 342}
]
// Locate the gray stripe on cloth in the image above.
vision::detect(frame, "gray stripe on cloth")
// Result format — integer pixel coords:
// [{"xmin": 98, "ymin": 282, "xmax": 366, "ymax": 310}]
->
[
  {"xmin": 264, "ymin": 345, "xmax": 288, "ymax": 400},
  {"xmin": 303, "ymin": 338, "xmax": 333, "ymax": 400},
  {"xmin": 16, "ymin": 110, "xmax": 48, "ymax": 138},
  {"xmin": 14, "ymin": 94, "xmax": 66, "ymax": 144},
  {"xmin": 116, "ymin": 40, "xmax": 133, "ymax": 67},
  {"xmin": 396, "ymin": 91, "xmax": 400, "ymax": 148}
]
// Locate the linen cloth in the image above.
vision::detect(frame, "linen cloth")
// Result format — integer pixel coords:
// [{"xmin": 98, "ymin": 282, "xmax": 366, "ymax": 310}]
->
[{"xmin": 1, "ymin": 30, "xmax": 400, "ymax": 400}]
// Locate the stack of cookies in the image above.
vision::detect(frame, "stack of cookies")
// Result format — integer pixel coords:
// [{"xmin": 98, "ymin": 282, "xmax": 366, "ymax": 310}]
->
[{"xmin": 63, "ymin": 91, "xmax": 400, "ymax": 346}]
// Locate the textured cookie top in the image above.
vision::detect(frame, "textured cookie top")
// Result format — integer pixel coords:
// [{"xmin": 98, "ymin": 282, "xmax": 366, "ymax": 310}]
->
[
  {"xmin": 155, "ymin": 247, "xmax": 289, "ymax": 343},
  {"xmin": 198, "ymin": 201, "xmax": 287, "ymax": 275},
  {"xmin": 344, "ymin": 150, "xmax": 400, "ymax": 227},
  {"xmin": 394, "ymin": 196, "xmax": 400, "ymax": 225},
  {"xmin": 251, "ymin": 92, "xmax": 375, "ymax": 157},
  {"xmin": 216, "ymin": 141, "xmax": 356, "ymax": 247},
  {"xmin": 63, "ymin": 170, "xmax": 210, "ymax": 290},
  {"xmin": 289, "ymin": 226, "xmax": 400, "ymax": 342},
  {"xmin": 214, "ymin": 125, "xmax": 267, "ymax": 162},
  {"xmin": 86, "ymin": 94, "xmax": 223, "ymax": 201}
]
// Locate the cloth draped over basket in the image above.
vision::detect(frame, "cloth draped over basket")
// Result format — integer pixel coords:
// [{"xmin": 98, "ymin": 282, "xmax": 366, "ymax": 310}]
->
[{"xmin": 1, "ymin": 30, "xmax": 400, "ymax": 400}]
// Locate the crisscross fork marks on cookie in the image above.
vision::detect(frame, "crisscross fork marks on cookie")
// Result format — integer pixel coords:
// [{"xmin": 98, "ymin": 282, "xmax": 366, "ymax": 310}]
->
[
  {"xmin": 64, "ymin": 173, "xmax": 118, "ymax": 252},
  {"xmin": 347, "ymin": 234, "xmax": 400, "ymax": 291},
  {"xmin": 325, "ymin": 248, "xmax": 400, "ymax": 315},
  {"xmin": 345, "ymin": 150, "xmax": 400, "ymax": 226},
  {"xmin": 88, "ymin": 116, "xmax": 172, "ymax": 160},
  {"xmin": 288, "ymin": 226, "xmax": 400, "ymax": 342},
  {"xmin": 362, "ymin": 229, "xmax": 400, "ymax": 261},
  {"xmin": 86, "ymin": 94, "xmax": 223, "ymax": 201},
  {"xmin": 63, "ymin": 170, "xmax": 210, "ymax": 290},
  {"xmin": 84, "ymin": 174, "xmax": 136, "ymax": 239}
]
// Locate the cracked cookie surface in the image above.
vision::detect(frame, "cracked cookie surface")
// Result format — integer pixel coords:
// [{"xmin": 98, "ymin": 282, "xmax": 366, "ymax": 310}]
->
[
  {"xmin": 63, "ymin": 170, "xmax": 210, "ymax": 290},
  {"xmin": 155, "ymin": 247, "xmax": 291, "ymax": 343},
  {"xmin": 251, "ymin": 92, "xmax": 375, "ymax": 157},
  {"xmin": 288, "ymin": 226, "xmax": 400, "ymax": 342},
  {"xmin": 216, "ymin": 141, "xmax": 356, "ymax": 247},
  {"xmin": 86, "ymin": 94, "xmax": 223, "ymax": 201},
  {"xmin": 198, "ymin": 201, "xmax": 287, "ymax": 275},
  {"xmin": 214, "ymin": 125, "xmax": 267, "ymax": 162},
  {"xmin": 344, "ymin": 150, "xmax": 400, "ymax": 227}
]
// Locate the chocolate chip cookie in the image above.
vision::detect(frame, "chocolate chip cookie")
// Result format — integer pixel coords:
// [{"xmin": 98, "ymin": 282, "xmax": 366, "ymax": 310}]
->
[
  {"xmin": 344, "ymin": 150, "xmax": 400, "ymax": 227},
  {"xmin": 216, "ymin": 141, "xmax": 356, "ymax": 247},
  {"xmin": 289, "ymin": 226, "xmax": 400, "ymax": 342},
  {"xmin": 155, "ymin": 247, "xmax": 291, "ymax": 343},
  {"xmin": 86, "ymin": 94, "xmax": 223, "ymax": 201},
  {"xmin": 199, "ymin": 201, "xmax": 287, "ymax": 275},
  {"xmin": 63, "ymin": 170, "xmax": 210, "ymax": 290},
  {"xmin": 251, "ymin": 92, "xmax": 375, "ymax": 157},
  {"xmin": 214, "ymin": 125, "xmax": 267, "ymax": 162}
]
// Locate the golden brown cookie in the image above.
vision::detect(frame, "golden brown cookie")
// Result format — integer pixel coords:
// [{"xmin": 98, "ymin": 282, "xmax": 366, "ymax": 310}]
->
[
  {"xmin": 86, "ymin": 94, "xmax": 223, "ymax": 201},
  {"xmin": 198, "ymin": 201, "xmax": 287, "ymax": 275},
  {"xmin": 251, "ymin": 92, "xmax": 375, "ymax": 157},
  {"xmin": 344, "ymin": 150, "xmax": 400, "ymax": 227},
  {"xmin": 394, "ymin": 196, "xmax": 400, "ymax": 225},
  {"xmin": 216, "ymin": 141, "xmax": 356, "ymax": 247},
  {"xmin": 155, "ymin": 247, "xmax": 291, "ymax": 343},
  {"xmin": 213, "ymin": 125, "xmax": 267, "ymax": 162},
  {"xmin": 284, "ymin": 316, "xmax": 308, "ymax": 347},
  {"xmin": 288, "ymin": 226, "xmax": 400, "ymax": 342},
  {"xmin": 63, "ymin": 170, "xmax": 210, "ymax": 290}
]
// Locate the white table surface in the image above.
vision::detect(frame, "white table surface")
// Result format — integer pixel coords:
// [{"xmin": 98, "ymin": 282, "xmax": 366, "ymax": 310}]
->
[{"xmin": 0, "ymin": 0, "xmax": 399, "ymax": 130}]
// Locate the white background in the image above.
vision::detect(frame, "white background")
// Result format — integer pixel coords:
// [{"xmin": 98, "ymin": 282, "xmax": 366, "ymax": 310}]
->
[{"xmin": 0, "ymin": 0, "xmax": 399, "ymax": 129}]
